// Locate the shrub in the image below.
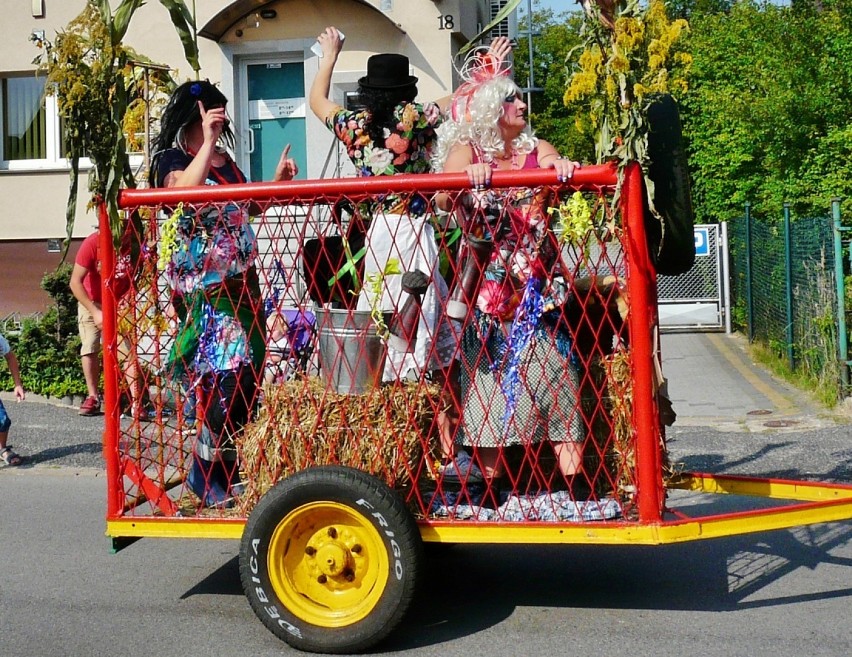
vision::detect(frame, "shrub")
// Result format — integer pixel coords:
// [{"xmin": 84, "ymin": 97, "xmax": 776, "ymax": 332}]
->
[{"xmin": 0, "ymin": 264, "xmax": 86, "ymax": 398}]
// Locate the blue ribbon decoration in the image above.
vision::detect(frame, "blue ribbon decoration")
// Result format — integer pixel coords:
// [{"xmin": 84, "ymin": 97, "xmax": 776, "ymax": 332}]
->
[
  {"xmin": 499, "ymin": 276, "xmax": 545, "ymax": 433},
  {"xmin": 263, "ymin": 259, "xmax": 288, "ymax": 317}
]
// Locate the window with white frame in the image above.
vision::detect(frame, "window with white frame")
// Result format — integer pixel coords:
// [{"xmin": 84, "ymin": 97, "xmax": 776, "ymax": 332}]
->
[
  {"xmin": 1, "ymin": 74, "xmax": 100, "ymax": 170},
  {"xmin": 2, "ymin": 76, "xmax": 50, "ymax": 162}
]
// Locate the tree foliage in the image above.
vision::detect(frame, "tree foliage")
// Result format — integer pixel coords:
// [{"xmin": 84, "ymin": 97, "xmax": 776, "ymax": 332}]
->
[
  {"xmin": 681, "ymin": 0, "xmax": 852, "ymax": 222},
  {"xmin": 514, "ymin": 6, "xmax": 595, "ymax": 162},
  {"xmin": 514, "ymin": 10, "xmax": 595, "ymax": 162}
]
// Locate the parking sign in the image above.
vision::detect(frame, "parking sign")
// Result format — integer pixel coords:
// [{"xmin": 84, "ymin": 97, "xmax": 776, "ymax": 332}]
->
[{"xmin": 694, "ymin": 226, "xmax": 710, "ymax": 257}]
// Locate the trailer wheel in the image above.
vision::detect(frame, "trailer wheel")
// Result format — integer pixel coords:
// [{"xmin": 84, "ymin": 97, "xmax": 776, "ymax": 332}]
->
[{"xmin": 239, "ymin": 466, "xmax": 422, "ymax": 654}]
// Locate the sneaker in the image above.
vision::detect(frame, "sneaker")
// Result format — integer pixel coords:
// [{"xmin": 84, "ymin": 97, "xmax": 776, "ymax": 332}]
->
[
  {"xmin": 79, "ymin": 395, "xmax": 101, "ymax": 416},
  {"xmin": 439, "ymin": 451, "xmax": 484, "ymax": 483}
]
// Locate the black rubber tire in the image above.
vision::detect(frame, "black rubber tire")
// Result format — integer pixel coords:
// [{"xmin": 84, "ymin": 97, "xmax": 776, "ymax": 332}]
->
[
  {"xmin": 239, "ymin": 466, "xmax": 422, "ymax": 654},
  {"xmin": 645, "ymin": 94, "xmax": 696, "ymax": 276}
]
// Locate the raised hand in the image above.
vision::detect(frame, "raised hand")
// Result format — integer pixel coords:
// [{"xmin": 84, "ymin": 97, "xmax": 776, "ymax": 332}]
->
[
  {"xmin": 274, "ymin": 143, "xmax": 299, "ymax": 181},
  {"xmin": 198, "ymin": 101, "xmax": 226, "ymax": 147},
  {"xmin": 316, "ymin": 26, "xmax": 345, "ymax": 61},
  {"xmin": 487, "ymin": 36, "xmax": 513, "ymax": 67}
]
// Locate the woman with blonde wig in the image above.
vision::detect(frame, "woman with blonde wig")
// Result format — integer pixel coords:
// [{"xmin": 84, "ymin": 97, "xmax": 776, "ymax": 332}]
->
[{"xmin": 433, "ymin": 48, "xmax": 586, "ymax": 492}]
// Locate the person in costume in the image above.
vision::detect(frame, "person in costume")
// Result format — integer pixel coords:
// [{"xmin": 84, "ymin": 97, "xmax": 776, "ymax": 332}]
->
[
  {"xmin": 432, "ymin": 50, "xmax": 586, "ymax": 487},
  {"xmin": 309, "ymin": 29, "xmax": 512, "ymax": 467},
  {"xmin": 149, "ymin": 80, "xmax": 298, "ymax": 508}
]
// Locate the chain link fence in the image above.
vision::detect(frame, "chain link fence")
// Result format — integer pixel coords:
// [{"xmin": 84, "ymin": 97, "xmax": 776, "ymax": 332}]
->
[{"xmin": 729, "ymin": 206, "xmax": 849, "ymax": 400}]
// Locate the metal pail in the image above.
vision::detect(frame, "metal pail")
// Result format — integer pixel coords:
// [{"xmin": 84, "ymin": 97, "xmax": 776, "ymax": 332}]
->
[{"xmin": 315, "ymin": 308, "xmax": 390, "ymax": 395}]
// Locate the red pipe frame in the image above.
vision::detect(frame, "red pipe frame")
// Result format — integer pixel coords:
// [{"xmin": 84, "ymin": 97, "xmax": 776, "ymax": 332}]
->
[{"xmin": 104, "ymin": 162, "xmax": 670, "ymax": 524}]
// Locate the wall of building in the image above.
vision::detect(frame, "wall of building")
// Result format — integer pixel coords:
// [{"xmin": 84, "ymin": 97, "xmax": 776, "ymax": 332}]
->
[
  {"xmin": 0, "ymin": 0, "xmax": 489, "ymax": 314},
  {"xmin": 0, "ymin": 238, "xmax": 82, "ymax": 317}
]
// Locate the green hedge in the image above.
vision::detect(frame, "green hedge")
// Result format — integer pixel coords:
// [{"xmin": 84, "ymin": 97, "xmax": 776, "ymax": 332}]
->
[{"xmin": 1, "ymin": 264, "xmax": 87, "ymax": 399}]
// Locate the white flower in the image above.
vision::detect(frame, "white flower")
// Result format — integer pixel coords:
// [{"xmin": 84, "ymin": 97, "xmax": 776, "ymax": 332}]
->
[{"xmin": 365, "ymin": 146, "xmax": 394, "ymax": 173}]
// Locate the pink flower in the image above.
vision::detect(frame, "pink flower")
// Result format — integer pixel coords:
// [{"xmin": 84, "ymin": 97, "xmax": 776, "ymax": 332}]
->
[
  {"xmin": 385, "ymin": 133, "xmax": 410, "ymax": 154},
  {"xmin": 476, "ymin": 280, "xmax": 521, "ymax": 319}
]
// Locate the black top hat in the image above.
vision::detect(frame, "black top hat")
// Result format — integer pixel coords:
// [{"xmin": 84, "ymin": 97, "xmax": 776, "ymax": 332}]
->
[{"xmin": 358, "ymin": 53, "xmax": 418, "ymax": 90}]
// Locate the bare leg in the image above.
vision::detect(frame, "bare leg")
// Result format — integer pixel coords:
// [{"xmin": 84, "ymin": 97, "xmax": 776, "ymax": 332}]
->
[
  {"xmin": 433, "ymin": 361, "xmax": 461, "ymax": 459},
  {"xmin": 81, "ymin": 353, "xmax": 100, "ymax": 399},
  {"xmin": 476, "ymin": 447, "xmax": 503, "ymax": 479},
  {"xmin": 554, "ymin": 441, "xmax": 583, "ymax": 477}
]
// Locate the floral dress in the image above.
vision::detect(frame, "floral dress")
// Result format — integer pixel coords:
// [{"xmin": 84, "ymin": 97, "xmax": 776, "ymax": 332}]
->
[
  {"xmin": 327, "ymin": 102, "xmax": 440, "ymax": 176},
  {"xmin": 456, "ymin": 148, "xmax": 583, "ymax": 449},
  {"xmin": 325, "ymin": 103, "xmax": 457, "ymax": 380}
]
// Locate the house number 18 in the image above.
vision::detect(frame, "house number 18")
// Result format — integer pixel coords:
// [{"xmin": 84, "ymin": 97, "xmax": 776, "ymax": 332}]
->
[{"xmin": 438, "ymin": 15, "xmax": 455, "ymax": 30}]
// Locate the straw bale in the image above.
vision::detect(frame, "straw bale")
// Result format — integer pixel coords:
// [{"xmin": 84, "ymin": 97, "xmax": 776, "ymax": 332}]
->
[{"xmin": 235, "ymin": 377, "xmax": 440, "ymax": 514}]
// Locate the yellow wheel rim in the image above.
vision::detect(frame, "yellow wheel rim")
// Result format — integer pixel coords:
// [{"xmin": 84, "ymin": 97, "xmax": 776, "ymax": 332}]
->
[{"xmin": 267, "ymin": 501, "xmax": 390, "ymax": 627}]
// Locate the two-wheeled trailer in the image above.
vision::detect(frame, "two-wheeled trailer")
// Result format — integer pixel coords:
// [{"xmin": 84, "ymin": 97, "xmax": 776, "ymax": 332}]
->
[{"xmin": 101, "ymin": 162, "xmax": 852, "ymax": 653}]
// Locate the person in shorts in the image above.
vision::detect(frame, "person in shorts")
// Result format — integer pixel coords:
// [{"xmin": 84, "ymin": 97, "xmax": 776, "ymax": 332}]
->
[{"xmin": 69, "ymin": 231, "xmax": 133, "ymax": 416}]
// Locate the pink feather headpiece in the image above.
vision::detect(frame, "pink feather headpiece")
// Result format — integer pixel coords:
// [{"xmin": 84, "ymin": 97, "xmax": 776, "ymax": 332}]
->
[{"xmin": 450, "ymin": 50, "xmax": 513, "ymax": 123}]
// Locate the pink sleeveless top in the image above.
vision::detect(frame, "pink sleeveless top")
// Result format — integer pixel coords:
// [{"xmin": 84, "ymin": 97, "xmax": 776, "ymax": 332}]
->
[{"xmin": 472, "ymin": 146, "xmax": 539, "ymax": 169}]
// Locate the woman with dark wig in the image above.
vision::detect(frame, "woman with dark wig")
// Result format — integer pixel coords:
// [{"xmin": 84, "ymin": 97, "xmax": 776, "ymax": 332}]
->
[{"xmin": 150, "ymin": 80, "xmax": 297, "ymax": 508}]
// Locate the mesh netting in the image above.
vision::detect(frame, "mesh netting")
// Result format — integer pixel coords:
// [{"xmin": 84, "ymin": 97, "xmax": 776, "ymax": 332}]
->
[
  {"xmin": 104, "ymin": 170, "xmax": 663, "ymax": 525},
  {"xmin": 729, "ymin": 213, "xmax": 838, "ymax": 383}
]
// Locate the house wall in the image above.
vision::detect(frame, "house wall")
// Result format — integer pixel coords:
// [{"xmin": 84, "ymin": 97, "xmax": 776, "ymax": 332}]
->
[{"xmin": 0, "ymin": 0, "xmax": 493, "ymax": 314}]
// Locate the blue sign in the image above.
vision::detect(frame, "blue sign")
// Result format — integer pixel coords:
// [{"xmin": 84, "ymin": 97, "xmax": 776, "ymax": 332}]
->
[{"xmin": 694, "ymin": 226, "xmax": 710, "ymax": 257}]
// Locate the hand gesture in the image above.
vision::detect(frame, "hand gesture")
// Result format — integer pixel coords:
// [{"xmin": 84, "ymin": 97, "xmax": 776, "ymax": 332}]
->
[
  {"xmin": 198, "ymin": 101, "xmax": 227, "ymax": 147},
  {"xmin": 274, "ymin": 144, "xmax": 299, "ymax": 181},
  {"xmin": 487, "ymin": 36, "xmax": 513, "ymax": 67},
  {"xmin": 14, "ymin": 384, "xmax": 25, "ymax": 402}
]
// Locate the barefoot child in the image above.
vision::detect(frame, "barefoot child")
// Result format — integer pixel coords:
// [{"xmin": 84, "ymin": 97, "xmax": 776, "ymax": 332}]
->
[{"xmin": 0, "ymin": 331, "xmax": 25, "ymax": 466}]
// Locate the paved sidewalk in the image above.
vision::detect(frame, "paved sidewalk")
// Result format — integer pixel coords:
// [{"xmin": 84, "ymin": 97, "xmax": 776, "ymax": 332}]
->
[
  {"xmin": 661, "ymin": 331, "xmax": 841, "ymax": 432},
  {"xmin": 0, "ymin": 393, "xmax": 105, "ymax": 470}
]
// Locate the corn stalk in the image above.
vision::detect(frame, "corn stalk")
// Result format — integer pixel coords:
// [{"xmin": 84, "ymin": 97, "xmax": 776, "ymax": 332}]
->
[{"xmin": 31, "ymin": 0, "xmax": 199, "ymax": 249}]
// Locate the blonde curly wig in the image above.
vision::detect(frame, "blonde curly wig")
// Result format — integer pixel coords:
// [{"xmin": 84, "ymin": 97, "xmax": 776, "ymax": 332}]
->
[{"xmin": 432, "ymin": 60, "xmax": 537, "ymax": 172}]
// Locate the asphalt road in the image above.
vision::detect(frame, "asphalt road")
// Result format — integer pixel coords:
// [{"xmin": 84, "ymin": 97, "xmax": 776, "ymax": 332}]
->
[{"xmin": 1, "ymin": 330, "xmax": 851, "ymax": 656}]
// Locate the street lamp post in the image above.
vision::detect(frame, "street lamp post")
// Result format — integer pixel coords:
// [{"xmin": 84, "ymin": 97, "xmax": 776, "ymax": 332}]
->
[{"xmin": 519, "ymin": 0, "xmax": 543, "ymax": 121}]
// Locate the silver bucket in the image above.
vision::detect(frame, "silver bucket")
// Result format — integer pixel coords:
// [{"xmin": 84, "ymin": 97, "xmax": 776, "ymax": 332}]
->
[{"xmin": 315, "ymin": 308, "xmax": 390, "ymax": 395}]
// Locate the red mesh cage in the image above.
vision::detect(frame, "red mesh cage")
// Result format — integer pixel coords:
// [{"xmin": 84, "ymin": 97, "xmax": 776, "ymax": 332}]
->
[{"xmin": 102, "ymin": 163, "xmax": 665, "ymax": 528}]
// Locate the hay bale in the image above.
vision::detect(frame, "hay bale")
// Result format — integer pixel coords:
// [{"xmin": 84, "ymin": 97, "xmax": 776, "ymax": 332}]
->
[{"xmin": 236, "ymin": 377, "xmax": 439, "ymax": 514}]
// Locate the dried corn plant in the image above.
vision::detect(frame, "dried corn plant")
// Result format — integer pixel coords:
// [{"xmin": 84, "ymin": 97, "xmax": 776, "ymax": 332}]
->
[{"xmin": 604, "ymin": 347, "xmax": 634, "ymax": 500}]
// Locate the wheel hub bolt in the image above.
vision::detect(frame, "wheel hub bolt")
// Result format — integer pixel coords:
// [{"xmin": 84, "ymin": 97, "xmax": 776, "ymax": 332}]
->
[
  {"xmin": 351, "ymin": 544, "xmax": 362, "ymax": 554},
  {"xmin": 305, "ymin": 546, "xmax": 316, "ymax": 556},
  {"xmin": 327, "ymin": 527, "xmax": 338, "ymax": 539},
  {"xmin": 317, "ymin": 574, "xmax": 327, "ymax": 584},
  {"xmin": 343, "ymin": 568, "xmax": 355, "ymax": 582}
]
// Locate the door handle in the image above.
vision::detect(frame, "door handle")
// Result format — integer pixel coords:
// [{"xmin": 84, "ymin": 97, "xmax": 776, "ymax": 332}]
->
[{"xmin": 247, "ymin": 126, "xmax": 255, "ymax": 154}]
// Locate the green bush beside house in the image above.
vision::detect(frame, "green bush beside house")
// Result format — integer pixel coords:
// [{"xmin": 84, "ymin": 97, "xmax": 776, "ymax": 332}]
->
[{"xmin": 0, "ymin": 265, "xmax": 87, "ymax": 399}]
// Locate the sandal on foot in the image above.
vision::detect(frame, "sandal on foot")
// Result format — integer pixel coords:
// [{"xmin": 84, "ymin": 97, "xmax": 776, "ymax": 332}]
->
[{"xmin": 1, "ymin": 447, "xmax": 23, "ymax": 466}]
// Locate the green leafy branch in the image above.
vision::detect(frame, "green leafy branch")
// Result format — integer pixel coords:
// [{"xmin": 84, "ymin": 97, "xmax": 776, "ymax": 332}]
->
[
  {"xmin": 363, "ymin": 259, "xmax": 402, "ymax": 340},
  {"xmin": 566, "ymin": 0, "xmax": 691, "ymax": 212}
]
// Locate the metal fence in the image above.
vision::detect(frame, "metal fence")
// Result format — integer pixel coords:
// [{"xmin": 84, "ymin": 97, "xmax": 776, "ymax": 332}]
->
[{"xmin": 728, "ymin": 201, "xmax": 850, "ymax": 397}]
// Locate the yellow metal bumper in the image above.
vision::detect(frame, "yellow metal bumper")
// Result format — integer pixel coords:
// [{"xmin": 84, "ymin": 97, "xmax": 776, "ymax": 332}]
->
[{"xmin": 107, "ymin": 473, "xmax": 852, "ymax": 545}]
